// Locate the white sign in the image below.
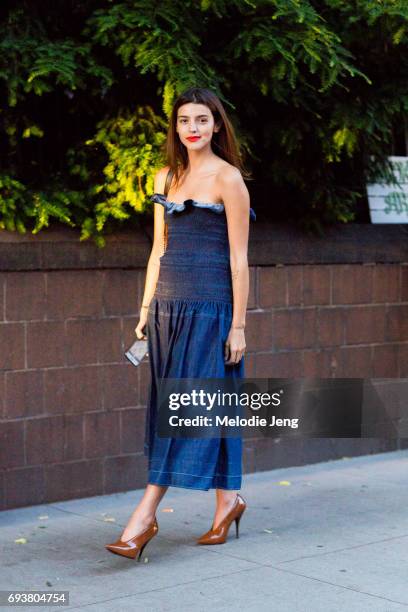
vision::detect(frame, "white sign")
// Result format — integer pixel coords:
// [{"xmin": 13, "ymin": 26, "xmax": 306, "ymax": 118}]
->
[{"xmin": 366, "ymin": 156, "xmax": 408, "ymax": 223}]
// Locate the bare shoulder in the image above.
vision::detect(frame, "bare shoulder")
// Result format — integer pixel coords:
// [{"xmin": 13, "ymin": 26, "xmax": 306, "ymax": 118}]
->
[
  {"xmin": 216, "ymin": 161, "xmax": 242, "ymax": 182},
  {"xmin": 215, "ymin": 162, "xmax": 248, "ymax": 202},
  {"xmin": 154, "ymin": 165, "xmax": 171, "ymax": 194}
]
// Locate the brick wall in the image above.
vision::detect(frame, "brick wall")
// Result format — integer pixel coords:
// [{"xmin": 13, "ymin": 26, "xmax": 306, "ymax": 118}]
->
[
  {"xmin": 245, "ymin": 263, "xmax": 408, "ymax": 378},
  {"xmin": 0, "ymin": 223, "xmax": 407, "ymax": 509}
]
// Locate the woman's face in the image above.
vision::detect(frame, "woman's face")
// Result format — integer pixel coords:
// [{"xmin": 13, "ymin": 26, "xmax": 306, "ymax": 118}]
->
[{"xmin": 176, "ymin": 103, "xmax": 219, "ymax": 150}]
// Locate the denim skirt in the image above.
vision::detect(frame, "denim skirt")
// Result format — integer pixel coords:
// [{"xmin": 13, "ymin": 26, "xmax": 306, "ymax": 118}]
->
[{"xmin": 144, "ymin": 297, "xmax": 244, "ymax": 490}]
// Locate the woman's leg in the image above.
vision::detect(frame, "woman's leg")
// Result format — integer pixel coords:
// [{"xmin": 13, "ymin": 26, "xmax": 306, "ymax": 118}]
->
[
  {"xmin": 212, "ymin": 489, "xmax": 239, "ymax": 529},
  {"xmin": 121, "ymin": 484, "xmax": 168, "ymax": 541}
]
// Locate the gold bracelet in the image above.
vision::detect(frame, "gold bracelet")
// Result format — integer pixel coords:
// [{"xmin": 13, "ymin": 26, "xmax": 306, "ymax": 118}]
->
[{"xmin": 141, "ymin": 304, "xmax": 150, "ymax": 309}]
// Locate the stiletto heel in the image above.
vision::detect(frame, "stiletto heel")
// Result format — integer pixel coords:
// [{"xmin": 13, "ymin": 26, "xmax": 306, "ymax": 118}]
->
[
  {"xmin": 105, "ymin": 516, "xmax": 158, "ymax": 560},
  {"xmin": 197, "ymin": 494, "xmax": 247, "ymax": 545},
  {"xmin": 235, "ymin": 514, "xmax": 242, "ymax": 538},
  {"xmin": 137, "ymin": 541, "xmax": 149, "ymax": 562}
]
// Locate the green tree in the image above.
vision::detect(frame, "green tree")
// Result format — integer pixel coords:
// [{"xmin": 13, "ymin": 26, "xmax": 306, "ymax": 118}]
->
[{"xmin": 1, "ymin": 0, "xmax": 407, "ymax": 245}]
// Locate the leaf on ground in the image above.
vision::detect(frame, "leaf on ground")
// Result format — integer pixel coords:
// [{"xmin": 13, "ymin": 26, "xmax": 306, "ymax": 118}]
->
[
  {"xmin": 264, "ymin": 529, "xmax": 274, "ymax": 533},
  {"xmin": 278, "ymin": 480, "xmax": 291, "ymax": 486},
  {"xmin": 14, "ymin": 538, "xmax": 27, "ymax": 544}
]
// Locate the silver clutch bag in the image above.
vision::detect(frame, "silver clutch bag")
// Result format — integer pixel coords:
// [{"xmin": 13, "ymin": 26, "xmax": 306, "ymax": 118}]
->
[{"xmin": 125, "ymin": 338, "xmax": 148, "ymax": 367}]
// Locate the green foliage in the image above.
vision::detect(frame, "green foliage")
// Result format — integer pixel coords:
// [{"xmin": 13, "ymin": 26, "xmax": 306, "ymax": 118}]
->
[
  {"xmin": 86, "ymin": 1, "xmax": 228, "ymax": 114},
  {"xmin": 1, "ymin": 0, "xmax": 408, "ymax": 244},
  {"xmin": 0, "ymin": 173, "xmax": 83, "ymax": 233},
  {"xmin": 1, "ymin": 8, "xmax": 113, "ymax": 107},
  {"xmin": 73, "ymin": 105, "xmax": 168, "ymax": 245}
]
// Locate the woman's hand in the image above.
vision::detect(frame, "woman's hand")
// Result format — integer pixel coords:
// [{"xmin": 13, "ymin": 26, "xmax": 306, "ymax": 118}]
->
[
  {"xmin": 224, "ymin": 327, "xmax": 246, "ymax": 365},
  {"xmin": 134, "ymin": 307, "xmax": 148, "ymax": 340}
]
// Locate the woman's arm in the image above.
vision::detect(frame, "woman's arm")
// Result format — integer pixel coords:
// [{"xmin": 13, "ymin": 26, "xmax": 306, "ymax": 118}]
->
[
  {"xmin": 141, "ymin": 167, "xmax": 169, "ymax": 307},
  {"xmin": 219, "ymin": 166, "xmax": 251, "ymax": 363}
]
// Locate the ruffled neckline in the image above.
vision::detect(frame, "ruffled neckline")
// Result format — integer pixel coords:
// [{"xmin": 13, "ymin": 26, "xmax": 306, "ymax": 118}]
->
[{"xmin": 150, "ymin": 193, "xmax": 256, "ymax": 221}]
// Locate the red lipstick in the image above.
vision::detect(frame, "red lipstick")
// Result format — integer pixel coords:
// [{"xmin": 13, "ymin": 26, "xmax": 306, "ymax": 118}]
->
[{"xmin": 186, "ymin": 136, "xmax": 201, "ymax": 141}]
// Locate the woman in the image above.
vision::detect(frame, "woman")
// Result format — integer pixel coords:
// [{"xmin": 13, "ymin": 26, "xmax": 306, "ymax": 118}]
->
[{"xmin": 105, "ymin": 87, "xmax": 256, "ymax": 560}]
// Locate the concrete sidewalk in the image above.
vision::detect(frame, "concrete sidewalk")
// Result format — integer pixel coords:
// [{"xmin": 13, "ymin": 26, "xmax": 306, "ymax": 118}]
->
[{"xmin": 1, "ymin": 449, "xmax": 408, "ymax": 611}]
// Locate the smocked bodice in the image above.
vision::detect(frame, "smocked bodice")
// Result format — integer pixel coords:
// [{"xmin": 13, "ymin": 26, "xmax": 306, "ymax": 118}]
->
[{"xmin": 150, "ymin": 193, "xmax": 255, "ymax": 303}]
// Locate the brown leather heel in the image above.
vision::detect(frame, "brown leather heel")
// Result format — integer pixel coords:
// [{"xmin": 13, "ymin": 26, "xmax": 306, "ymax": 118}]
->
[
  {"xmin": 105, "ymin": 517, "xmax": 158, "ymax": 560},
  {"xmin": 197, "ymin": 493, "xmax": 246, "ymax": 545}
]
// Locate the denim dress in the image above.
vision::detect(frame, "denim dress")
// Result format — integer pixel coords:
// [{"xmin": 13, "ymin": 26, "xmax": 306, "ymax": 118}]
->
[{"xmin": 144, "ymin": 193, "xmax": 256, "ymax": 490}]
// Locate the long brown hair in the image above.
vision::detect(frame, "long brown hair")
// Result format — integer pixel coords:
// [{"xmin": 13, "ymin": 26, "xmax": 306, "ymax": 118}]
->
[{"xmin": 164, "ymin": 87, "xmax": 252, "ymax": 187}]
